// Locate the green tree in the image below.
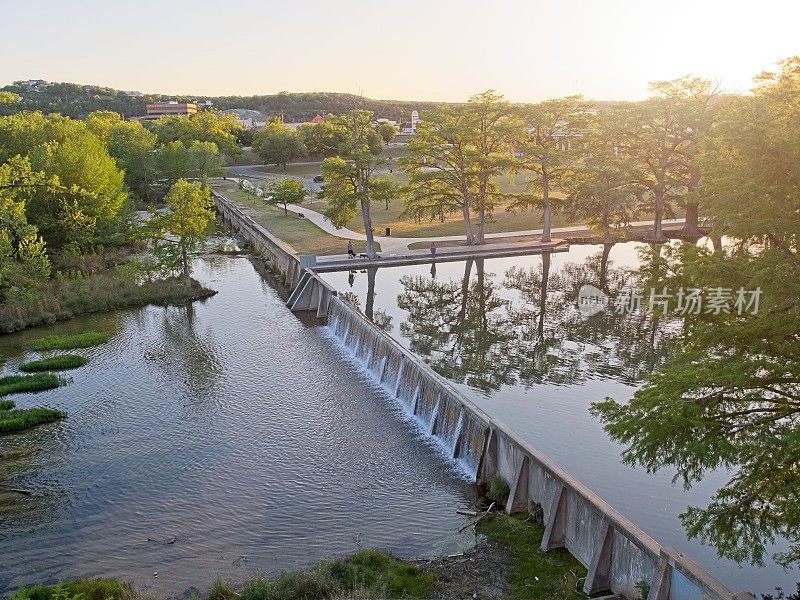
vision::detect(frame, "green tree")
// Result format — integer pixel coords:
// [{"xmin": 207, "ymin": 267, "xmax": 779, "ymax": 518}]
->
[
  {"xmin": 146, "ymin": 110, "xmax": 242, "ymax": 157},
  {"xmin": 562, "ymin": 116, "xmax": 640, "ymax": 242},
  {"xmin": 252, "ymin": 119, "xmax": 307, "ymax": 170},
  {"xmin": 319, "ymin": 110, "xmax": 391, "ymax": 258},
  {"xmin": 699, "ymin": 58, "xmax": 800, "ymax": 245},
  {"xmin": 27, "ymin": 128, "xmax": 128, "ymax": 250},
  {"xmin": 299, "ymin": 119, "xmax": 348, "ymax": 157},
  {"xmin": 0, "ymin": 91, "xmax": 20, "ymax": 105},
  {"xmin": 0, "ymin": 156, "xmax": 51, "ymax": 300},
  {"xmin": 591, "ymin": 55, "xmax": 800, "ymax": 572},
  {"xmin": 511, "ymin": 96, "xmax": 589, "ymax": 243},
  {"xmin": 151, "ymin": 179, "xmax": 214, "ymax": 283},
  {"xmin": 87, "ymin": 111, "xmax": 158, "ymax": 202},
  {"xmin": 188, "ymin": 140, "xmax": 224, "ymax": 184},
  {"xmin": 648, "ymin": 77, "xmax": 719, "ymax": 237},
  {"xmin": 267, "ymin": 178, "xmax": 306, "ymax": 215},
  {"xmin": 401, "ymin": 91, "xmax": 516, "ymax": 245},
  {"xmin": 377, "ymin": 121, "xmax": 397, "ymax": 145}
]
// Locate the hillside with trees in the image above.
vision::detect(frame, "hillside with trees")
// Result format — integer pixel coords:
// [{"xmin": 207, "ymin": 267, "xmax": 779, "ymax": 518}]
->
[{"xmin": 0, "ymin": 81, "xmax": 442, "ymax": 121}]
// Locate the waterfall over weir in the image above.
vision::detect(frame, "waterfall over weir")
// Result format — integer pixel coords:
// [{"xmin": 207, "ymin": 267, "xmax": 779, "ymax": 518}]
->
[{"xmin": 327, "ymin": 296, "xmax": 487, "ymax": 479}]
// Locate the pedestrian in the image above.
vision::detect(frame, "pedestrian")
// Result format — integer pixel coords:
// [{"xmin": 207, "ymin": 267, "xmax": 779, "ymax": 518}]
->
[
  {"xmin": 430, "ymin": 241, "xmax": 437, "ymax": 258},
  {"xmin": 347, "ymin": 240, "xmax": 355, "ymax": 258}
]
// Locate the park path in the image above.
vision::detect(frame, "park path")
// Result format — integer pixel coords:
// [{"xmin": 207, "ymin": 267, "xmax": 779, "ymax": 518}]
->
[
  {"xmin": 282, "ymin": 202, "xmax": 685, "ymax": 254},
  {"xmin": 218, "ymin": 175, "xmax": 684, "ymax": 254}
]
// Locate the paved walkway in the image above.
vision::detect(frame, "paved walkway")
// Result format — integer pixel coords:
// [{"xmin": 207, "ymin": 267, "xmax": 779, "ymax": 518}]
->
[{"xmin": 217, "ymin": 177, "xmax": 685, "ymax": 255}]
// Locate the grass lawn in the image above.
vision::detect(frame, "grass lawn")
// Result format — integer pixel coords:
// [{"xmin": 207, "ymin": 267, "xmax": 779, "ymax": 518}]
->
[
  {"xmin": 312, "ymin": 196, "xmax": 563, "ymax": 238},
  {"xmin": 215, "ymin": 184, "xmax": 378, "ymax": 256}
]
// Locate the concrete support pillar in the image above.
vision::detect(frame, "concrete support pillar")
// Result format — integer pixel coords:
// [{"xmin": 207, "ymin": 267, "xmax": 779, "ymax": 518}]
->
[
  {"xmin": 316, "ymin": 287, "xmax": 331, "ymax": 318},
  {"xmin": 583, "ymin": 520, "xmax": 614, "ymax": 595},
  {"xmin": 506, "ymin": 455, "xmax": 530, "ymax": 514},
  {"xmin": 286, "ymin": 272, "xmax": 312, "ymax": 309},
  {"xmin": 477, "ymin": 427, "xmax": 498, "ymax": 486},
  {"xmin": 309, "ymin": 280, "xmax": 321, "ymax": 312},
  {"xmin": 541, "ymin": 484, "xmax": 567, "ymax": 551},
  {"xmin": 288, "ymin": 277, "xmax": 314, "ymax": 311},
  {"xmin": 648, "ymin": 552, "xmax": 671, "ymax": 600}
]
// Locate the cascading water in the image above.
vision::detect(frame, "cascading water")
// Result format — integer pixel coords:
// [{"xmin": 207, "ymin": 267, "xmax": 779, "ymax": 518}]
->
[{"xmin": 325, "ymin": 296, "xmax": 485, "ymax": 479}]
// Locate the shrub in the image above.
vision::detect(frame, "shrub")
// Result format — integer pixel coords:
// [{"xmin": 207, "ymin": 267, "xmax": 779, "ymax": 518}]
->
[
  {"xmin": 0, "ymin": 407, "xmax": 66, "ymax": 433},
  {"xmin": 20, "ymin": 355, "xmax": 88, "ymax": 372},
  {"xmin": 0, "ymin": 399, "xmax": 15, "ymax": 410},
  {"xmin": 11, "ymin": 579, "xmax": 128, "ymax": 600},
  {"xmin": 28, "ymin": 331, "xmax": 113, "ymax": 351},
  {"xmin": 239, "ymin": 578, "xmax": 273, "ymax": 600},
  {"xmin": 0, "ymin": 373, "xmax": 61, "ymax": 395},
  {"xmin": 487, "ymin": 476, "xmax": 510, "ymax": 506},
  {"xmin": 322, "ymin": 549, "xmax": 433, "ymax": 599},
  {"xmin": 206, "ymin": 578, "xmax": 236, "ymax": 600}
]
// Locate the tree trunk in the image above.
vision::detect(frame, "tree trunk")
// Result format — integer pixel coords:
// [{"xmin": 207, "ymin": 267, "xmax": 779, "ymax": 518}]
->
[
  {"xmin": 651, "ymin": 190, "xmax": 665, "ymax": 241},
  {"xmin": 541, "ymin": 171, "xmax": 551, "ymax": 243},
  {"xmin": 476, "ymin": 202, "xmax": 486, "ymax": 245},
  {"xmin": 461, "ymin": 201, "xmax": 475, "ymax": 246},
  {"xmin": 361, "ymin": 197, "xmax": 377, "ymax": 258},
  {"xmin": 680, "ymin": 201, "xmax": 702, "ymax": 238},
  {"xmin": 284, "ymin": 204, "xmax": 288, "ymax": 216},
  {"xmin": 181, "ymin": 245, "xmax": 190, "ymax": 286}
]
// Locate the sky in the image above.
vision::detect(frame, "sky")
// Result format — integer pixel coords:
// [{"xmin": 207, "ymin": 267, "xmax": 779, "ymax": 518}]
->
[{"xmin": 2, "ymin": 0, "xmax": 799, "ymax": 102}]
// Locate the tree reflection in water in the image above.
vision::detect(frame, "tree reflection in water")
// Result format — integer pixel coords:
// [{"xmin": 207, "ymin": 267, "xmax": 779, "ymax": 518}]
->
[{"xmin": 395, "ymin": 247, "xmax": 679, "ymax": 393}]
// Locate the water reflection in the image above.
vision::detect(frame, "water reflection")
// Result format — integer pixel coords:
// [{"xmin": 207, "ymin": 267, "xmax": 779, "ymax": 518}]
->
[{"xmin": 393, "ymin": 249, "xmax": 675, "ymax": 392}]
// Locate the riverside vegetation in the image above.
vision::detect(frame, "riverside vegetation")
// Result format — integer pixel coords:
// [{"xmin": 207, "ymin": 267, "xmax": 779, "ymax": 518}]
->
[
  {"xmin": 0, "ymin": 99, "xmax": 236, "ymax": 332},
  {"xmin": 7, "ymin": 512, "xmax": 588, "ymax": 600}
]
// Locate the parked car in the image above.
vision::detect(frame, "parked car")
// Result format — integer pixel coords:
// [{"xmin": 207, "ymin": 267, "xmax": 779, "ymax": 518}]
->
[{"xmin": 313, "ymin": 175, "xmax": 324, "ymax": 183}]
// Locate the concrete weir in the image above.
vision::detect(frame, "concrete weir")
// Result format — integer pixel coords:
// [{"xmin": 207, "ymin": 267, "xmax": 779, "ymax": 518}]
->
[{"xmin": 213, "ymin": 191, "xmax": 755, "ymax": 600}]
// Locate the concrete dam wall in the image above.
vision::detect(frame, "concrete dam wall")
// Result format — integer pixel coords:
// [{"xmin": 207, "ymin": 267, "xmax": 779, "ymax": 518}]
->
[
  {"xmin": 325, "ymin": 293, "xmax": 753, "ymax": 600},
  {"xmin": 212, "ymin": 191, "xmax": 753, "ymax": 600}
]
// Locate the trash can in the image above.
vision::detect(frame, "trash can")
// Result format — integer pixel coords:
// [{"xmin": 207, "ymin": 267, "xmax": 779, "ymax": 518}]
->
[{"xmin": 385, "ymin": 227, "xmax": 391, "ymax": 236}]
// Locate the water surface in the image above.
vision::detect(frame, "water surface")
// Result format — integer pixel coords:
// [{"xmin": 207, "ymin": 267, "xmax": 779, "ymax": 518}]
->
[{"xmin": 0, "ymin": 255, "xmax": 474, "ymax": 596}]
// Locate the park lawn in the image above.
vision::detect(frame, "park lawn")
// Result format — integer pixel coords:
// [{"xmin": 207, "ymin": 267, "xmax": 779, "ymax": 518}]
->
[
  {"xmin": 310, "ymin": 196, "xmax": 572, "ymax": 238},
  {"xmin": 216, "ymin": 185, "xmax": 378, "ymax": 256}
]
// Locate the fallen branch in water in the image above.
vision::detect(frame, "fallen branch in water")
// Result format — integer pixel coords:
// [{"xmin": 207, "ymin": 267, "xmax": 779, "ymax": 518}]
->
[
  {"xmin": 458, "ymin": 502, "xmax": 496, "ymax": 533},
  {"xmin": 0, "ymin": 484, "xmax": 34, "ymax": 495},
  {"xmin": 456, "ymin": 509, "xmax": 478, "ymax": 517}
]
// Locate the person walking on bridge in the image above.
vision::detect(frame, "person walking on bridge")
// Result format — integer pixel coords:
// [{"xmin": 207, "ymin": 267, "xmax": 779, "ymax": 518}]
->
[
  {"xmin": 347, "ymin": 240, "xmax": 355, "ymax": 258},
  {"xmin": 430, "ymin": 241, "xmax": 437, "ymax": 258}
]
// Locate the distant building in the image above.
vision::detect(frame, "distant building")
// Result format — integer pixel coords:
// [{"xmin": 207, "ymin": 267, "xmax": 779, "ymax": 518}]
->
[
  {"xmin": 25, "ymin": 79, "xmax": 49, "ymax": 92},
  {"xmin": 124, "ymin": 90, "xmax": 143, "ymax": 97},
  {"xmin": 309, "ymin": 114, "xmax": 324, "ymax": 124},
  {"xmin": 141, "ymin": 102, "xmax": 198, "ymax": 120}
]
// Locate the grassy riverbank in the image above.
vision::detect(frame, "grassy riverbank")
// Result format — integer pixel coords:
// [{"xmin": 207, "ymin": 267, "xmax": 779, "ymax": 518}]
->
[
  {"xmin": 7, "ymin": 514, "xmax": 589, "ymax": 600},
  {"xmin": 0, "ymin": 274, "xmax": 216, "ymax": 334},
  {"xmin": 215, "ymin": 184, "xmax": 377, "ymax": 256}
]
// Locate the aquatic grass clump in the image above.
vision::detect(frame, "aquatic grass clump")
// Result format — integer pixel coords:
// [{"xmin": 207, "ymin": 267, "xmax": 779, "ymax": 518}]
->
[
  {"xmin": 0, "ymin": 373, "xmax": 61, "ymax": 396},
  {"xmin": 28, "ymin": 330, "xmax": 113, "ymax": 351},
  {"xmin": 20, "ymin": 354, "xmax": 88, "ymax": 372},
  {"xmin": 0, "ymin": 399, "xmax": 14, "ymax": 410},
  {"xmin": 0, "ymin": 406, "xmax": 66, "ymax": 434}
]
